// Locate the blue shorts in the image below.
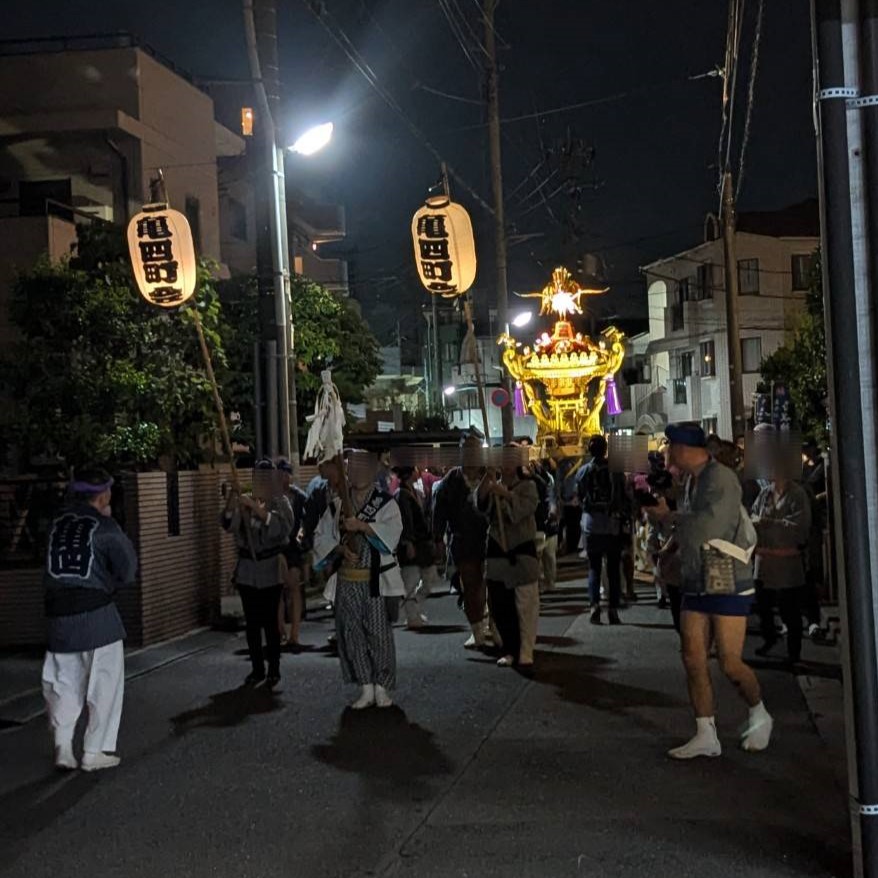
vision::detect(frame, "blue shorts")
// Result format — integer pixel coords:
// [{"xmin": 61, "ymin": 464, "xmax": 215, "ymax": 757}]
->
[{"xmin": 681, "ymin": 593, "xmax": 754, "ymax": 617}]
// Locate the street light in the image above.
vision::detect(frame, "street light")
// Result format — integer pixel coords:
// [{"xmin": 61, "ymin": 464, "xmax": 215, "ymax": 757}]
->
[
  {"xmin": 511, "ymin": 310, "xmax": 533, "ymax": 328},
  {"xmin": 289, "ymin": 122, "xmax": 334, "ymax": 156},
  {"xmin": 443, "ymin": 385, "xmax": 457, "ymax": 396}
]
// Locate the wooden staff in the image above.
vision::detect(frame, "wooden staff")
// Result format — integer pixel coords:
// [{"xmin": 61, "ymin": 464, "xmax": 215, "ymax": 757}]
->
[{"xmin": 192, "ymin": 307, "xmax": 256, "ymax": 560}]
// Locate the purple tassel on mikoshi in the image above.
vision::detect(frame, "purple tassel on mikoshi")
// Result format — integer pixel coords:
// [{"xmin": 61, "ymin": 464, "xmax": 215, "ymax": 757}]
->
[
  {"xmin": 605, "ymin": 376, "xmax": 622, "ymax": 416},
  {"xmin": 514, "ymin": 382, "xmax": 527, "ymax": 417}
]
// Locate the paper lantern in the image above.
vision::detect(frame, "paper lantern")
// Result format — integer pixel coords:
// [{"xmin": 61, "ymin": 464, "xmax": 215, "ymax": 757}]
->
[
  {"xmin": 605, "ymin": 376, "xmax": 622, "ymax": 416},
  {"xmin": 127, "ymin": 206, "xmax": 198, "ymax": 309},
  {"xmin": 411, "ymin": 195, "xmax": 476, "ymax": 297}
]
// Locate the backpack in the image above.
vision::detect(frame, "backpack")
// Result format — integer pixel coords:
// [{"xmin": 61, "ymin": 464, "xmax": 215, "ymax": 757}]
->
[
  {"xmin": 579, "ymin": 460, "xmax": 615, "ymax": 515},
  {"xmin": 532, "ymin": 472, "xmax": 550, "ymax": 532}
]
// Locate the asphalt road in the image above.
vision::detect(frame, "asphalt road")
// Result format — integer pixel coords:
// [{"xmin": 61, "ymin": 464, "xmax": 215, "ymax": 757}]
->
[{"xmin": 0, "ymin": 580, "xmax": 852, "ymax": 878}]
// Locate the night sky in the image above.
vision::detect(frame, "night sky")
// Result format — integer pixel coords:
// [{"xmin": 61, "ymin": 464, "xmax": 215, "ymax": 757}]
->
[{"xmin": 0, "ymin": 1, "xmax": 817, "ymax": 346}]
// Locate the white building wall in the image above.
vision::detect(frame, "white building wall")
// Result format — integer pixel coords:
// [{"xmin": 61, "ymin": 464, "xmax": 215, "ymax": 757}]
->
[{"xmin": 636, "ymin": 231, "xmax": 818, "ymax": 438}]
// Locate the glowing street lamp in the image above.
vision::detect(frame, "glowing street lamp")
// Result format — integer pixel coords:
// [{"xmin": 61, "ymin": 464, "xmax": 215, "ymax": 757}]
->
[
  {"xmin": 443, "ymin": 385, "xmax": 457, "ymax": 396},
  {"xmin": 511, "ymin": 310, "xmax": 533, "ymax": 328},
  {"xmin": 289, "ymin": 122, "xmax": 334, "ymax": 156}
]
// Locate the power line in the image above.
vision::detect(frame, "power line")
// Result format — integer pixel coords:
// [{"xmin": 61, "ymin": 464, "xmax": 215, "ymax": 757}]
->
[
  {"xmin": 468, "ymin": 0, "xmax": 510, "ymax": 49},
  {"xmin": 736, "ymin": 0, "xmax": 765, "ymax": 201},
  {"xmin": 414, "ymin": 83, "xmax": 483, "ymax": 105},
  {"xmin": 448, "ymin": 0, "xmax": 491, "ymax": 59},
  {"xmin": 437, "ymin": 0, "xmax": 482, "ymax": 72},
  {"xmin": 451, "ymin": 70, "xmax": 717, "ymax": 131},
  {"xmin": 302, "ymin": 0, "xmax": 496, "ymax": 217}
]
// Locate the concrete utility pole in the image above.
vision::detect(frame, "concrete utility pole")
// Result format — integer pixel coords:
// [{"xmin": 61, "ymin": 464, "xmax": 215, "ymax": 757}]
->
[
  {"xmin": 812, "ymin": 2, "xmax": 878, "ymax": 876},
  {"xmin": 720, "ymin": 170, "xmax": 746, "ymax": 439},
  {"xmin": 484, "ymin": 0, "xmax": 513, "ymax": 444},
  {"xmin": 243, "ymin": 0, "xmax": 297, "ymax": 460}
]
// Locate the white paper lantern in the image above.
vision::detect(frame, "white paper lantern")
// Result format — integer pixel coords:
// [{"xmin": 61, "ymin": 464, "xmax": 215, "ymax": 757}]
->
[
  {"xmin": 127, "ymin": 206, "xmax": 198, "ymax": 309},
  {"xmin": 411, "ymin": 196, "xmax": 477, "ymax": 297}
]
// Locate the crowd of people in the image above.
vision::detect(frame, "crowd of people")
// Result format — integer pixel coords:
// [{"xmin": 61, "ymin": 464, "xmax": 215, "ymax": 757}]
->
[{"xmin": 38, "ymin": 420, "xmax": 827, "ymax": 769}]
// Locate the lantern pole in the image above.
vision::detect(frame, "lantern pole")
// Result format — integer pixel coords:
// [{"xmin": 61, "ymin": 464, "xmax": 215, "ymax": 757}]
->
[
  {"xmin": 485, "ymin": 0, "xmax": 513, "ymax": 445},
  {"xmin": 440, "ymin": 161, "xmax": 491, "ymax": 441}
]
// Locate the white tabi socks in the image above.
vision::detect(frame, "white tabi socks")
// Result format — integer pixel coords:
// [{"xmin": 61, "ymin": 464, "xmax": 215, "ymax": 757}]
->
[
  {"xmin": 374, "ymin": 685, "xmax": 393, "ymax": 708},
  {"xmin": 54, "ymin": 744, "xmax": 77, "ymax": 771},
  {"xmin": 351, "ymin": 684, "xmax": 375, "ymax": 710},
  {"xmin": 741, "ymin": 701, "xmax": 773, "ymax": 752},
  {"xmin": 668, "ymin": 717, "xmax": 722, "ymax": 760}
]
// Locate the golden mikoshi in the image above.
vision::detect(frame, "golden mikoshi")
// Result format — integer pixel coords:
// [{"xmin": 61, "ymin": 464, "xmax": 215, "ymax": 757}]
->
[{"xmin": 499, "ymin": 267, "xmax": 625, "ymax": 442}]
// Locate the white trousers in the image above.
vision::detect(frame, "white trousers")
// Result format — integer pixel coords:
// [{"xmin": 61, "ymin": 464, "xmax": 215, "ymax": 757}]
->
[
  {"xmin": 42, "ymin": 640, "xmax": 125, "ymax": 754},
  {"xmin": 401, "ymin": 564, "xmax": 436, "ymax": 623}
]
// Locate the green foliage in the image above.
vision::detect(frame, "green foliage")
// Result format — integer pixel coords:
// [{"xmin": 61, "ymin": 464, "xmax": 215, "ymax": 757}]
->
[
  {"xmin": 218, "ymin": 274, "xmax": 382, "ymax": 450},
  {"xmin": 3, "ymin": 223, "xmax": 223, "ymax": 470},
  {"xmin": 760, "ymin": 251, "xmax": 828, "ymax": 446}
]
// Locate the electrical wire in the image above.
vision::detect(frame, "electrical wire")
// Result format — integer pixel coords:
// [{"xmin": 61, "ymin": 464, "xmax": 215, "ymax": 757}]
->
[
  {"xmin": 414, "ymin": 83, "xmax": 483, "ymax": 105},
  {"xmin": 470, "ymin": 0, "xmax": 511, "ymax": 48},
  {"xmin": 448, "ymin": 0, "xmax": 491, "ymax": 59},
  {"xmin": 302, "ymin": 0, "xmax": 496, "ymax": 217},
  {"xmin": 438, "ymin": 0, "xmax": 482, "ymax": 72},
  {"xmin": 450, "ymin": 70, "xmax": 716, "ymax": 131},
  {"xmin": 736, "ymin": 0, "xmax": 764, "ymax": 201}
]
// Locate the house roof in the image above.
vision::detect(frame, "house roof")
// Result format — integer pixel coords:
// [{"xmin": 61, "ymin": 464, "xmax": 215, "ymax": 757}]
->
[
  {"xmin": 641, "ymin": 199, "xmax": 821, "ymax": 272},
  {"xmin": 737, "ymin": 199, "xmax": 820, "ymax": 238}
]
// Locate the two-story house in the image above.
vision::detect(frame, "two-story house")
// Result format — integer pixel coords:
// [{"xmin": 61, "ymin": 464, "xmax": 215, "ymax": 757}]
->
[{"xmin": 634, "ymin": 201, "xmax": 820, "ymax": 439}]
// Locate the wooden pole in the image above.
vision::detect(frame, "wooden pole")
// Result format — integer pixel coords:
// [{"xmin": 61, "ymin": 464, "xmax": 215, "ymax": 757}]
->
[
  {"xmin": 192, "ymin": 307, "xmax": 256, "ymax": 559},
  {"xmin": 464, "ymin": 297, "xmax": 492, "ymax": 443}
]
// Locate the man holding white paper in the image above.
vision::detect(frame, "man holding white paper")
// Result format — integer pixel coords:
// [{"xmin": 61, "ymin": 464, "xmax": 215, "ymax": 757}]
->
[{"xmin": 649, "ymin": 423, "xmax": 770, "ymax": 760}]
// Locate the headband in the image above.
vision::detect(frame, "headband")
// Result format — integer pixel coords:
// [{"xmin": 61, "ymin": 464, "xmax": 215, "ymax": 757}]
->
[{"xmin": 70, "ymin": 478, "xmax": 114, "ymax": 494}]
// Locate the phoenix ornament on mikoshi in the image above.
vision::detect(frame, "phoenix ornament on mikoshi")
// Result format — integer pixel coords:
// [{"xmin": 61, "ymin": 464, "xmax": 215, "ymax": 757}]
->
[
  {"xmin": 499, "ymin": 267, "xmax": 624, "ymax": 443},
  {"xmin": 516, "ymin": 266, "xmax": 608, "ymax": 319}
]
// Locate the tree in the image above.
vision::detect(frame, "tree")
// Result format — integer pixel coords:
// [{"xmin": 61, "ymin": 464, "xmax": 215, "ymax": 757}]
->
[
  {"xmin": 3, "ymin": 223, "xmax": 224, "ymax": 471},
  {"xmin": 218, "ymin": 275, "xmax": 381, "ymax": 451},
  {"xmin": 760, "ymin": 251, "xmax": 828, "ymax": 445}
]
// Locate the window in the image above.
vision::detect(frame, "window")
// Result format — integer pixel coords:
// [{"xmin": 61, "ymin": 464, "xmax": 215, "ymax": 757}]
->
[
  {"xmin": 702, "ymin": 417, "xmax": 718, "ymax": 435},
  {"xmin": 673, "ymin": 378, "xmax": 688, "ymax": 405},
  {"xmin": 700, "ymin": 340, "xmax": 716, "ymax": 377},
  {"xmin": 229, "ymin": 197, "xmax": 247, "ymax": 241},
  {"xmin": 241, "ymin": 107, "xmax": 254, "ymax": 136},
  {"xmin": 19, "ymin": 178, "xmax": 73, "ymax": 220},
  {"xmin": 185, "ymin": 195, "xmax": 202, "ymax": 252},
  {"xmin": 741, "ymin": 337, "xmax": 763, "ymax": 373},
  {"xmin": 680, "ymin": 352, "xmax": 694, "ymax": 378},
  {"xmin": 670, "ymin": 302, "xmax": 684, "ymax": 331},
  {"xmin": 791, "ymin": 253, "xmax": 813, "ymax": 291},
  {"xmin": 696, "ymin": 263, "xmax": 713, "ymax": 299},
  {"xmin": 738, "ymin": 258, "xmax": 760, "ymax": 295}
]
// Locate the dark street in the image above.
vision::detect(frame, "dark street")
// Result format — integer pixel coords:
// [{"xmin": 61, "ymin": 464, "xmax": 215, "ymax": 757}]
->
[{"xmin": 0, "ymin": 582, "xmax": 850, "ymax": 878}]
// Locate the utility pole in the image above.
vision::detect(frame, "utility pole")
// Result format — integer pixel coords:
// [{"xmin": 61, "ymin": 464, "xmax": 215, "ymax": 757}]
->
[
  {"xmin": 484, "ymin": 0, "xmax": 513, "ymax": 444},
  {"xmin": 243, "ymin": 0, "xmax": 297, "ymax": 461},
  {"xmin": 720, "ymin": 170, "xmax": 746, "ymax": 439},
  {"xmin": 812, "ymin": 2, "xmax": 878, "ymax": 876}
]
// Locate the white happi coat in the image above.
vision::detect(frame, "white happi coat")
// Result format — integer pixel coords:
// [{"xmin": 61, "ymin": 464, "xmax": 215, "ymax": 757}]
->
[{"xmin": 314, "ymin": 489, "xmax": 405, "ymax": 603}]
